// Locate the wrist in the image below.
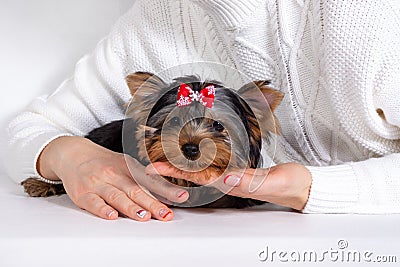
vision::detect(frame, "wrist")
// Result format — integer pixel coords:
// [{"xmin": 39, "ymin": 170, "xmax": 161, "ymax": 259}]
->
[
  {"xmin": 298, "ymin": 165, "xmax": 312, "ymax": 210},
  {"xmin": 265, "ymin": 163, "xmax": 312, "ymax": 210},
  {"xmin": 37, "ymin": 136, "xmax": 87, "ymax": 180},
  {"xmin": 285, "ymin": 163, "xmax": 312, "ymax": 210},
  {"xmin": 288, "ymin": 182, "xmax": 311, "ymax": 211}
]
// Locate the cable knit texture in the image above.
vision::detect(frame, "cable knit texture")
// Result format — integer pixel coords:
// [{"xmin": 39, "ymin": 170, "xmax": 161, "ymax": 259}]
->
[{"xmin": 6, "ymin": 0, "xmax": 400, "ymax": 214}]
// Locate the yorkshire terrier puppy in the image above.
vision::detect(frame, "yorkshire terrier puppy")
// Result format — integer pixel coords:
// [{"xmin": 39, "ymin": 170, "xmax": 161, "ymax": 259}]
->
[{"xmin": 22, "ymin": 72, "xmax": 283, "ymax": 208}]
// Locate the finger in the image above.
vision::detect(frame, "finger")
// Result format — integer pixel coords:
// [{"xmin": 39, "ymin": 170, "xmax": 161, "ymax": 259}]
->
[
  {"xmin": 145, "ymin": 162, "xmax": 190, "ymax": 180},
  {"xmin": 124, "ymin": 158, "xmax": 189, "ymax": 203},
  {"xmin": 141, "ymin": 174, "xmax": 189, "ymax": 203},
  {"xmin": 96, "ymin": 184, "xmax": 152, "ymax": 222},
  {"xmin": 111, "ymin": 178, "xmax": 175, "ymax": 222},
  {"xmin": 76, "ymin": 193, "xmax": 119, "ymax": 220},
  {"xmin": 222, "ymin": 168, "xmax": 271, "ymax": 195},
  {"xmin": 145, "ymin": 162, "xmax": 218, "ymax": 185}
]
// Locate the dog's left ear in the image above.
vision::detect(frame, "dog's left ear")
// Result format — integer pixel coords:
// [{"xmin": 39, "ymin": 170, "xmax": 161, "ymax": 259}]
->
[
  {"xmin": 125, "ymin": 72, "xmax": 167, "ymax": 124},
  {"xmin": 238, "ymin": 80, "xmax": 284, "ymax": 135},
  {"xmin": 125, "ymin": 71, "xmax": 167, "ymax": 96}
]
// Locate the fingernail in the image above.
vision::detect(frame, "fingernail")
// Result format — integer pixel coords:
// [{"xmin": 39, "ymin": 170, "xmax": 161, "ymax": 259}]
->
[
  {"xmin": 136, "ymin": 209, "xmax": 147, "ymax": 219},
  {"xmin": 106, "ymin": 210, "xmax": 116, "ymax": 219},
  {"xmin": 224, "ymin": 175, "xmax": 241, "ymax": 187},
  {"xmin": 176, "ymin": 190, "xmax": 187, "ymax": 198},
  {"xmin": 159, "ymin": 208, "xmax": 172, "ymax": 219}
]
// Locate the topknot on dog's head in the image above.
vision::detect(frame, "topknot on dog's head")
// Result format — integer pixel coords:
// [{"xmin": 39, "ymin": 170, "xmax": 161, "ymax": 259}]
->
[{"xmin": 171, "ymin": 75, "xmax": 225, "ymax": 92}]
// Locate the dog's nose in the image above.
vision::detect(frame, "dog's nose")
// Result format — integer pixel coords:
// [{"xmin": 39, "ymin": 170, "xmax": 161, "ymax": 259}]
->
[{"xmin": 181, "ymin": 143, "xmax": 200, "ymax": 160}]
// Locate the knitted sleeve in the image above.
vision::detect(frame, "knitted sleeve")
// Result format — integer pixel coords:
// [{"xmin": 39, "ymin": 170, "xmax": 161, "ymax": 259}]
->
[
  {"xmin": 302, "ymin": 1, "xmax": 400, "ymax": 214},
  {"xmin": 303, "ymin": 154, "xmax": 400, "ymax": 214},
  {"xmin": 5, "ymin": 0, "xmax": 179, "ymax": 183}
]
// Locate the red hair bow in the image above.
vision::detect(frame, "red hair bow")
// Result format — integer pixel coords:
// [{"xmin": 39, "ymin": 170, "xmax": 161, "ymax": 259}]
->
[{"xmin": 176, "ymin": 83, "xmax": 215, "ymax": 108}]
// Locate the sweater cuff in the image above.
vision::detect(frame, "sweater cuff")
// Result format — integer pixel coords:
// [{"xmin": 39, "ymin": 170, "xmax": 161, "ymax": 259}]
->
[
  {"xmin": 302, "ymin": 164, "xmax": 359, "ymax": 213},
  {"xmin": 6, "ymin": 132, "xmax": 73, "ymax": 184},
  {"xmin": 32, "ymin": 133, "xmax": 74, "ymax": 180}
]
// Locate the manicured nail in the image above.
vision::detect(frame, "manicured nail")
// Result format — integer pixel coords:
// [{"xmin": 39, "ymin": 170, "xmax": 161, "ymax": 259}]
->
[
  {"xmin": 136, "ymin": 210, "xmax": 147, "ymax": 219},
  {"xmin": 106, "ymin": 210, "xmax": 116, "ymax": 219},
  {"xmin": 159, "ymin": 208, "xmax": 172, "ymax": 219},
  {"xmin": 176, "ymin": 190, "xmax": 188, "ymax": 198},
  {"xmin": 224, "ymin": 175, "xmax": 241, "ymax": 187}
]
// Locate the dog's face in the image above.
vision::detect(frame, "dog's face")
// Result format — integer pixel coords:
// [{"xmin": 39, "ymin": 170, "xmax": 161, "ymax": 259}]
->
[{"xmin": 125, "ymin": 72, "xmax": 283, "ymax": 186}]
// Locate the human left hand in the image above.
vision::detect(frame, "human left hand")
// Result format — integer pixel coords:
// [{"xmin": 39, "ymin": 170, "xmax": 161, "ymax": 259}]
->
[{"xmin": 146, "ymin": 162, "xmax": 312, "ymax": 211}]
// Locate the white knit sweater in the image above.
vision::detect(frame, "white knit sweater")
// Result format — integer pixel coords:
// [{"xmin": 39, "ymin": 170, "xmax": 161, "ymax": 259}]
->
[{"xmin": 6, "ymin": 0, "xmax": 400, "ymax": 214}]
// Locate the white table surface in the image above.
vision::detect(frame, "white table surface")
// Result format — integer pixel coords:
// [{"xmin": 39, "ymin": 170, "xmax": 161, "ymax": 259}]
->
[{"xmin": 1, "ymin": 172, "xmax": 399, "ymax": 267}]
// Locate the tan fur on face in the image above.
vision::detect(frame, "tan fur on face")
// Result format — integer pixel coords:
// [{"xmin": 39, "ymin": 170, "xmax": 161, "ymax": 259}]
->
[{"xmin": 138, "ymin": 119, "xmax": 232, "ymax": 185}]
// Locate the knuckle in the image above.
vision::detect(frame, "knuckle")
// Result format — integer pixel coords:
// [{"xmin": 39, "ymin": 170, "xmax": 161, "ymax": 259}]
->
[
  {"xmin": 127, "ymin": 186, "xmax": 144, "ymax": 200},
  {"xmin": 86, "ymin": 174, "xmax": 100, "ymax": 184},
  {"xmin": 107, "ymin": 190, "xmax": 125, "ymax": 203},
  {"xmin": 101, "ymin": 165, "xmax": 118, "ymax": 177}
]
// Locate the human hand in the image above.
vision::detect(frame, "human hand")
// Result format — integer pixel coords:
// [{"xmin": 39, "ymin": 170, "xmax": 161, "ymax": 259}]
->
[
  {"xmin": 37, "ymin": 136, "xmax": 189, "ymax": 221},
  {"xmin": 146, "ymin": 162, "xmax": 311, "ymax": 210}
]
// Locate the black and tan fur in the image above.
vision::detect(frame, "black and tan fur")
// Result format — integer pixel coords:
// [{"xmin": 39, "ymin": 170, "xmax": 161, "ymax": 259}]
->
[{"xmin": 22, "ymin": 72, "xmax": 283, "ymax": 208}]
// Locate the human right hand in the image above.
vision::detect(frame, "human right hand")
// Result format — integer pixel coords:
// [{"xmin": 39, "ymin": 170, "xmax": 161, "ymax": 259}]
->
[
  {"xmin": 37, "ymin": 136, "xmax": 189, "ymax": 221},
  {"xmin": 147, "ymin": 162, "xmax": 311, "ymax": 211}
]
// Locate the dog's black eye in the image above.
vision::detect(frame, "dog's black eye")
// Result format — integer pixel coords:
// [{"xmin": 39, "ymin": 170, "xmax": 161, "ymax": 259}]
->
[
  {"xmin": 168, "ymin": 116, "xmax": 181, "ymax": 127},
  {"xmin": 212, "ymin": 121, "xmax": 224, "ymax": 132}
]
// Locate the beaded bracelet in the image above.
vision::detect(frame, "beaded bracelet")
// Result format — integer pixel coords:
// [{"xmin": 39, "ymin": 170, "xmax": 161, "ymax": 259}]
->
[{"xmin": 37, "ymin": 176, "xmax": 63, "ymax": 185}]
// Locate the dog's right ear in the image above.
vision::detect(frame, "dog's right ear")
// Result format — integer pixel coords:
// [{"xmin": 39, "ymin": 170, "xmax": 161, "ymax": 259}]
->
[
  {"xmin": 125, "ymin": 72, "xmax": 166, "ymax": 96},
  {"xmin": 238, "ymin": 80, "xmax": 284, "ymax": 136}
]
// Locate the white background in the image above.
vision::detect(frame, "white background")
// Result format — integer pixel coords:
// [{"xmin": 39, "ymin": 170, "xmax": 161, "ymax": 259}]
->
[
  {"xmin": 0, "ymin": 0, "xmax": 134, "ymax": 139},
  {"xmin": 0, "ymin": 0, "xmax": 134, "ymax": 172}
]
